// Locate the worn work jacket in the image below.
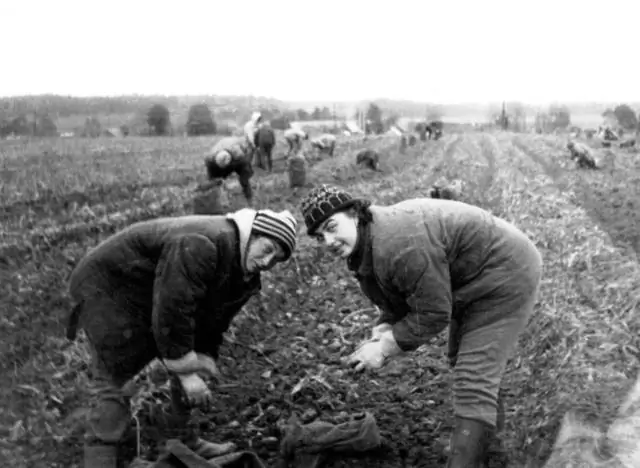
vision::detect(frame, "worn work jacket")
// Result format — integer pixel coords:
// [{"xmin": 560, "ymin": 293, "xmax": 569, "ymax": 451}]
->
[
  {"xmin": 347, "ymin": 198, "xmax": 542, "ymax": 351},
  {"xmin": 68, "ymin": 209, "xmax": 262, "ymax": 366}
]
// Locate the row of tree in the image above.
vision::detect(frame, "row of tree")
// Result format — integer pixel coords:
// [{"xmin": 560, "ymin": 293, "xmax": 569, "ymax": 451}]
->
[
  {"xmin": 3, "ymin": 99, "xmax": 636, "ymax": 138},
  {"xmin": 150, "ymin": 102, "xmax": 402, "ymax": 136},
  {"xmin": 0, "ymin": 103, "xmax": 343, "ymax": 138},
  {"xmin": 492, "ymin": 103, "xmax": 639, "ymax": 133}
]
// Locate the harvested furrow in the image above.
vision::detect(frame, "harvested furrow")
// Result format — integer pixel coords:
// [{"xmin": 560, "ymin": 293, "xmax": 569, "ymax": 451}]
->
[
  {"xmin": 514, "ymin": 136, "xmax": 640, "ymax": 259},
  {"xmin": 503, "ymin": 139, "xmax": 640, "ymax": 466}
]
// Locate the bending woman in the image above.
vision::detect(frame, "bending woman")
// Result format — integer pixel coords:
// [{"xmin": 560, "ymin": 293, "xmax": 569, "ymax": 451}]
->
[{"xmin": 299, "ymin": 184, "xmax": 543, "ymax": 468}]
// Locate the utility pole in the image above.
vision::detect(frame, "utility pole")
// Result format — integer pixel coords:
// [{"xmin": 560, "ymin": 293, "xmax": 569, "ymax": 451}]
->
[
  {"xmin": 333, "ymin": 103, "xmax": 337, "ymax": 130},
  {"xmin": 500, "ymin": 101, "xmax": 508, "ymax": 131}
]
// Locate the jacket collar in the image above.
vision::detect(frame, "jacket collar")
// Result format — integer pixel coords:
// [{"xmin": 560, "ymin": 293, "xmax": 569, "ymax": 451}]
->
[
  {"xmin": 227, "ymin": 208, "xmax": 258, "ymax": 276},
  {"xmin": 347, "ymin": 220, "xmax": 374, "ymax": 277}
]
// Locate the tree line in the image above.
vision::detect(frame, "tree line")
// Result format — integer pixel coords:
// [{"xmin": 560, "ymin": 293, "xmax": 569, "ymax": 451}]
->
[
  {"xmin": 490, "ymin": 102, "xmax": 639, "ymax": 133},
  {"xmin": 0, "ymin": 97, "xmax": 345, "ymax": 138},
  {"xmin": 0, "ymin": 98, "xmax": 416, "ymax": 138}
]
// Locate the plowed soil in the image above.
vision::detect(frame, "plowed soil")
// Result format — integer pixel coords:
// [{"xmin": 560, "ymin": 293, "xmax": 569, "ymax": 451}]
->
[{"xmin": 2, "ymin": 131, "xmax": 640, "ymax": 467}]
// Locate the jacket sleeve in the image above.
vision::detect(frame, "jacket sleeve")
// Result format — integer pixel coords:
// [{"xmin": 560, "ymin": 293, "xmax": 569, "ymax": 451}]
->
[
  {"xmin": 388, "ymin": 244, "xmax": 453, "ymax": 352},
  {"xmin": 152, "ymin": 234, "xmax": 220, "ymax": 360}
]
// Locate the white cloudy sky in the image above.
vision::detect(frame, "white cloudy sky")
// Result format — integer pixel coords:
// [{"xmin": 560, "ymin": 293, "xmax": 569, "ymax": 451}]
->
[{"xmin": 1, "ymin": 0, "xmax": 637, "ymax": 104}]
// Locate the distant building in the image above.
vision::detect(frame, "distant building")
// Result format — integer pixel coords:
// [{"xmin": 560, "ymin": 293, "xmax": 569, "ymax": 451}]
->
[
  {"xmin": 103, "ymin": 127, "xmax": 125, "ymax": 138},
  {"xmin": 344, "ymin": 120, "xmax": 364, "ymax": 134},
  {"xmin": 387, "ymin": 125, "xmax": 404, "ymax": 136}
]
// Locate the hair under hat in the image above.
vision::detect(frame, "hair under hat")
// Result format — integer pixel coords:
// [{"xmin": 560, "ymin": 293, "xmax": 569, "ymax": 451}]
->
[
  {"xmin": 299, "ymin": 185, "xmax": 368, "ymax": 236},
  {"xmin": 251, "ymin": 209, "xmax": 298, "ymax": 260}
]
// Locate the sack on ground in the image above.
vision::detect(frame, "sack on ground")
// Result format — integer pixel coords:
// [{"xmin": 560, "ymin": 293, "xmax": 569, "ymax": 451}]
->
[{"xmin": 193, "ymin": 181, "xmax": 228, "ymax": 215}]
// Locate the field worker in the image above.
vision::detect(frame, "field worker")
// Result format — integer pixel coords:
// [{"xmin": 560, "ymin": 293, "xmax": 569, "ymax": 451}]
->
[
  {"xmin": 205, "ymin": 136, "xmax": 256, "ymax": 206},
  {"xmin": 299, "ymin": 185, "xmax": 543, "ymax": 468},
  {"xmin": 243, "ymin": 111, "xmax": 264, "ymax": 152},
  {"xmin": 566, "ymin": 141, "xmax": 596, "ymax": 169},
  {"xmin": 66, "ymin": 208, "xmax": 298, "ymax": 468},
  {"xmin": 284, "ymin": 127, "xmax": 309, "ymax": 156},
  {"xmin": 310, "ymin": 133, "xmax": 337, "ymax": 157}
]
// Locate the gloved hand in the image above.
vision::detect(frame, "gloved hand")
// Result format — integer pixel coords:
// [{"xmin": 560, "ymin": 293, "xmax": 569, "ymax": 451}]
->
[
  {"xmin": 371, "ymin": 323, "xmax": 392, "ymax": 340},
  {"xmin": 178, "ymin": 373, "xmax": 213, "ymax": 410},
  {"xmin": 347, "ymin": 330, "xmax": 402, "ymax": 372},
  {"xmin": 164, "ymin": 351, "xmax": 221, "ymax": 380},
  {"xmin": 195, "ymin": 353, "xmax": 221, "ymax": 380}
]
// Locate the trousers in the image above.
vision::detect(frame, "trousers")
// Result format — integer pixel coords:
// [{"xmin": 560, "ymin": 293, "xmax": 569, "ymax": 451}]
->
[{"xmin": 447, "ymin": 273, "xmax": 541, "ymax": 428}]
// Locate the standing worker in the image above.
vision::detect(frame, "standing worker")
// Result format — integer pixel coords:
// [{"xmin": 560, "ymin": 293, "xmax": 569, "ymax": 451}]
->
[
  {"xmin": 284, "ymin": 127, "xmax": 309, "ymax": 156},
  {"xmin": 299, "ymin": 185, "xmax": 543, "ymax": 468},
  {"xmin": 244, "ymin": 111, "xmax": 264, "ymax": 153},
  {"xmin": 205, "ymin": 136, "xmax": 256, "ymax": 207},
  {"xmin": 67, "ymin": 208, "xmax": 298, "ymax": 468}
]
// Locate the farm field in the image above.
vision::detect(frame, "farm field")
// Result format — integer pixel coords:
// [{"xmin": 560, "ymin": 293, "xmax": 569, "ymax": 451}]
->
[{"xmin": 2, "ymin": 130, "xmax": 640, "ymax": 467}]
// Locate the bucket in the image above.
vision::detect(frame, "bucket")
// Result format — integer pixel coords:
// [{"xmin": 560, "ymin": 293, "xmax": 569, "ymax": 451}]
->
[
  {"xmin": 288, "ymin": 152, "xmax": 307, "ymax": 188},
  {"xmin": 193, "ymin": 180, "xmax": 229, "ymax": 215}
]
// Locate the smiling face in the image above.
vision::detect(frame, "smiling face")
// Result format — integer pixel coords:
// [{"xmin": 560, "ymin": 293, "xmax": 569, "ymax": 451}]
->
[
  {"xmin": 314, "ymin": 211, "xmax": 358, "ymax": 259},
  {"xmin": 245, "ymin": 236, "xmax": 286, "ymax": 273}
]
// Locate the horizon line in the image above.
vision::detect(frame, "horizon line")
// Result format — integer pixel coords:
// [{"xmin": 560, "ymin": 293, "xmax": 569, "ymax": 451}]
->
[{"xmin": 0, "ymin": 93, "xmax": 635, "ymax": 107}]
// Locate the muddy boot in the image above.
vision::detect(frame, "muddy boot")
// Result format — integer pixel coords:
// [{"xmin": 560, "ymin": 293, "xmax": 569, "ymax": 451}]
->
[
  {"xmin": 84, "ymin": 443, "xmax": 119, "ymax": 468},
  {"xmin": 446, "ymin": 417, "xmax": 491, "ymax": 468},
  {"xmin": 484, "ymin": 392, "xmax": 509, "ymax": 467},
  {"xmin": 496, "ymin": 394, "xmax": 505, "ymax": 434},
  {"xmin": 183, "ymin": 435, "xmax": 237, "ymax": 459}
]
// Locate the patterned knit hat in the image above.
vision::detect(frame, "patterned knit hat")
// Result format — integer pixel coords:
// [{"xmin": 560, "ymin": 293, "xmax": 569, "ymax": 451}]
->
[
  {"xmin": 251, "ymin": 209, "xmax": 298, "ymax": 260},
  {"xmin": 300, "ymin": 185, "xmax": 365, "ymax": 235}
]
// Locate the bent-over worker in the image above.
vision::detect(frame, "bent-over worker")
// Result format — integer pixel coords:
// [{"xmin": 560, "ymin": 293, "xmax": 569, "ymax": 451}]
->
[
  {"xmin": 284, "ymin": 127, "xmax": 309, "ymax": 156},
  {"xmin": 205, "ymin": 136, "xmax": 255, "ymax": 206},
  {"xmin": 67, "ymin": 208, "xmax": 298, "ymax": 468},
  {"xmin": 299, "ymin": 184, "xmax": 543, "ymax": 468},
  {"xmin": 310, "ymin": 133, "xmax": 337, "ymax": 157}
]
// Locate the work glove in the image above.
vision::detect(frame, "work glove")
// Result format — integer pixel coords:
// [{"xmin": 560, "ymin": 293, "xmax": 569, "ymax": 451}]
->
[
  {"xmin": 371, "ymin": 323, "xmax": 392, "ymax": 340},
  {"xmin": 177, "ymin": 373, "xmax": 213, "ymax": 410},
  {"xmin": 163, "ymin": 351, "xmax": 221, "ymax": 380},
  {"xmin": 347, "ymin": 330, "xmax": 402, "ymax": 372},
  {"xmin": 195, "ymin": 353, "xmax": 221, "ymax": 380}
]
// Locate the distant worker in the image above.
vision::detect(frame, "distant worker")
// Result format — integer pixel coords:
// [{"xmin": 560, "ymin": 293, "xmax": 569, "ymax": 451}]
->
[
  {"xmin": 310, "ymin": 133, "xmax": 337, "ymax": 157},
  {"xmin": 355, "ymin": 149, "xmax": 381, "ymax": 171},
  {"xmin": 205, "ymin": 136, "xmax": 255, "ymax": 206},
  {"xmin": 284, "ymin": 127, "xmax": 309, "ymax": 156},
  {"xmin": 566, "ymin": 141, "xmax": 597, "ymax": 169},
  {"xmin": 243, "ymin": 111, "xmax": 264, "ymax": 152}
]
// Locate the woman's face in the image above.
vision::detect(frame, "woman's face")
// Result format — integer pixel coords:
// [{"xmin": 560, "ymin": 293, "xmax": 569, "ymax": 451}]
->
[
  {"xmin": 315, "ymin": 211, "xmax": 358, "ymax": 258},
  {"xmin": 246, "ymin": 236, "xmax": 285, "ymax": 273}
]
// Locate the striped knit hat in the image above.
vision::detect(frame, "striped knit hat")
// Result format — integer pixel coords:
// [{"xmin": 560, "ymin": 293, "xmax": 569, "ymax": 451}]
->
[{"xmin": 251, "ymin": 209, "xmax": 298, "ymax": 260}]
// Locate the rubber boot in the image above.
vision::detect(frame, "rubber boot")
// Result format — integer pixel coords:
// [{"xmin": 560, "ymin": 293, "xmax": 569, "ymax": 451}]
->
[
  {"xmin": 84, "ymin": 443, "xmax": 119, "ymax": 468},
  {"xmin": 446, "ymin": 417, "xmax": 491, "ymax": 468},
  {"xmin": 184, "ymin": 436, "xmax": 236, "ymax": 459},
  {"xmin": 496, "ymin": 394, "xmax": 505, "ymax": 434}
]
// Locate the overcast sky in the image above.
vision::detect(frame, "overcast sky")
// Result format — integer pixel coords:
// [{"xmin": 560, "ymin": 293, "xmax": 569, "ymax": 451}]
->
[{"xmin": 2, "ymin": 0, "xmax": 636, "ymax": 104}]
